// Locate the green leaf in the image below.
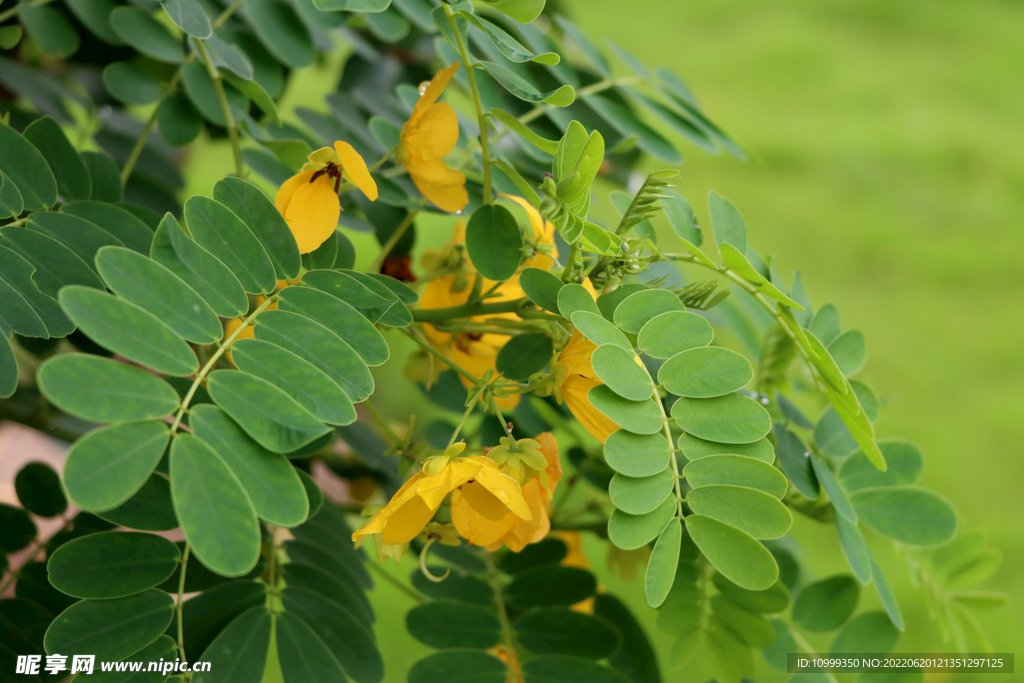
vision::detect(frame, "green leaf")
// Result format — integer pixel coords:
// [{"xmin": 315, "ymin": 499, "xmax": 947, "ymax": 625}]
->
[
  {"xmin": 609, "ymin": 470, "xmax": 674, "ymax": 515},
  {"xmin": 851, "ymin": 486, "xmax": 958, "ymax": 546},
  {"xmin": 0, "ymin": 246, "xmax": 60, "ymax": 337},
  {"xmin": 43, "ymin": 589, "xmax": 174, "ymax": 660},
  {"xmin": 684, "ymin": 455, "xmax": 788, "ymax": 499},
  {"xmin": 810, "ymin": 303, "xmax": 841, "ymax": 345},
  {"xmin": 811, "ymin": 453, "xmax": 857, "ymax": 523},
  {"xmin": 157, "ymin": 92, "xmax": 204, "ymax": 147},
  {"xmin": 103, "ymin": 62, "xmax": 163, "ymax": 105},
  {"xmin": 82, "ymin": 150, "xmax": 123, "ymax": 202},
  {"xmin": 63, "ymin": 421, "xmax": 170, "ymax": 511},
  {"xmin": 490, "ymin": 108, "xmax": 558, "ymax": 154},
  {"xmin": 708, "ymin": 191, "xmax": 746, "ymax": 253},
  {"xmin": 231, "ymin": 339, "xmax": 356, "ymax": 426},
  {"xmin": 830, "ymin": 611, "xmax": 899, "ymax": 655},
  {"xmin": 27, "ymin": 212, "xmax": 122, "ymax": 273},
  {"xmin": 645, "ymin": 517, "xmax": 682, "ymax": 607},
  {"xmin": 313, "ymin": 0, "xmax": 391, "ymax": 12},
  {"xmin": 151, "ymin": 212, "xmax": 248, "ymax": 318},
  {"xmin": 302, "ymin": 269, "xmax": 394, "ymax": 316},
  {"xmin": 506, "ymin": 566, "xmax": 596, "ymax": 610},
  {"xmin": 364, "ymin": 7, "xmax": 410, "ymax": 42},
  {"xmin": 840, "ymin": 440, "xmax": 922, "ymax": 492},
  {"xmin": 481, "ymin": 61, "xmax": 574, "ymax": 106},
  {"xmin": 297, "ymin": 471, "xmax": 324, "ymax": 518},
  {"xmin": 408, "ymin": 650, "xmax": 507, "ymax": 683},
  {"xmin": 686, "ymin": 485, "xmax": 792, "ymax": 539},
  {"xmin": 181, "ymin": 61, "xmax": 249, "ymax": 126},
  {"xmin": 805, "ymin": 330, "xmax": 848, "ymax": 394},
  {"xmin": 200, "ymin": 33, "xmax": 255, "ymax": 80},
  {"xmin": 96, "ymin": 246, "xmax": 222, "ymax": 344},
  {"xmin": 89, "ymin": 635, "xmax": 177, "ymax": 682},
  {"xmin": 22, "ymin": 116, "xmax": 91, "ymax": 202},
  {"xmin": 63, "ymin": 0, "xmax": 121, "ymax": 43},
  {"xmin": 170, "ymin": 433, "xmax": 262, "ymax": 576},
  {"xmin": 496, "ymin": 332, "xmax": 553, "ymax": 381},
  {"xmin": 868, "ymin": 551, "xmax": 904, "ymax": 631},
  {"xmin": 255, "ymin": 309, "xmax": 373, "ymax": 403},
  {"xmin": 557, "ymin": 283, "xmax": 600, "ymax": 319},
  {"xmin": 519, "ymin": 267, "xmax": 562, "ymax": 314},
  {"xmin": 281, "ymin": 586, "xmax": 383, "ymax": 683},
  {"xmin": 637, "ymin": 310, "xmax": 712, "ymax": 360},
  {"xmin": 591, "ymin": 344, "xmax": 653, "ymax": 401},
  {"xmin": 521, "ymin": 655, "xmax": 632, "ymax": 683},
  {"xmin": 498, "ymin": 538, "xmax": 567, "ymax": 575},
  {"xmin": 585, "ymin": 93, "xmax": 680, "ymax": 163},
  {"xmin": 481, "ymin": 0, "xmax": 544, "ymax": 24},
  {"xmin": 0, "ymin": 25, "xmax": 23, "ymax": 50},
  {"xmin": 662, "ymin": 190, "xmax": 702, "ymax": 246},
  {"xmin": 110, "ymin": 7, "xmax": 186, "ymax": 63},
  {"xmin": 465, "ymin": 204, "xmax": 523, "ymax": 282},
  {"xmin": 47, "ymin": 531, "xmax": 179, "ymax": 599},
  {"xmin": 0, "ymin": 503, "xmax": 36, "ymax": 552},
  {"xmin": 607, "ymin": 497, "xmax": 675, "ymax": 550},
  {"xmin": 15, "ymin": 462, "xmax": 66, "ymax": 517},
  {"xmin": 184, "ymin": 195, "xmax": 277, "ymax": 294},
  {"xmin": 685, "ymin": 515, "xmax": 778, "ymax": 591},
  {"xmin": 0, "ymin": 169, "xmax": 24, "ymax": 219},
  {"xmin": 604, "ymin": 430, "xmax": 670, "ymax": 478},
  {"xmin": 658, "ymin": 347, "xmax": 752, "ymax": 399},
  {"xmin": 278, "ymin": 286, "xmax": 389, "ymax": 366},
  {"xmin": 214, "ymin": 177, "xmax": 300, "ymax": 279},
  {"xmin": 829, "ymin": 329, "xmax": 866, "ymax": 376},
  {"xmin": 671, "ymin": 393, "xmax": 771, "ymax": 444},
  {"xmin": 713, "ymin": 573, "xmax": 789, "ymax": 614},
  {"xmin": 613, "ymin": 289, "xmax": 684, "ymax": 334},
  {"xmin": 20, "ymin": 3, "xmax": 79, "ymax": 57},
  {"xmin": 275, "ymin": 610, "xmax": 348, "ymax": 683},
  {"xmin": 279, "ymin": 562, "xmax": 372, "ymax": 630},
  {"xmin": 515, "ymin": 608, "xmax": 620, "ymax": 659},
  {"xmin": 59, "ymin": 285, "xmax": 199, "ymax": 376},
  {"xmin": 406, "ymin": 599, "xmax": 502, "ymax": 650},
  {"xmin": 192, "ymin": 607, "xmax": 272, "ymax": 683},
  {"xmin": 462, "ymin": 11, "xmax": 557, "ymax": 64},
  {"xmin": 162, "ymin": 0, "xmax": 212, "ymax": 38},
  {"xmin": 835, "ymin": 514, "xmax": 872, "ymax": 584},
  {"xmin": 587, "ymin": 386, "xmax": 663, "ymax": 435},
  {"xmin": 570, "ymin": 311, "xmax": 630, "ymax": 351},
  {"xmin": 591, "ymin": 595, "xmax": 661, "ymax": 682},
  {"xmin": 190, "ymin": 404, "xmax": 309, "ymax": 527},
  {"xmin": 368, "ymin": 272, "xmax": 419, "ymax": 304},
  {"xmin": 792, "ymin": 575, "xmax": 859, "ymax": 632},
  {"xmin": 38, "ymin": 354, "xmax": 180, "ymax": 422},
  {"xmin": 95, "ymin": 474, "xmax": 178, "ymax": 532},
  {"xmin": 61, "ymin": 201, "xmax": 153, "ymax": 254},
  {"xmin": 0, "ymin": 121, "xmax": 58, "ymax": 210},
  {"xmin": 207, "ymin": 369, "xmax": 331, "ymax": 453},
  {"xmin": 772, "ymin": 424, "xmax": 818, "ymax": 498},
  {"xmin": 243, "ymin": 0, "xmax": 315, "ymax": 68}
]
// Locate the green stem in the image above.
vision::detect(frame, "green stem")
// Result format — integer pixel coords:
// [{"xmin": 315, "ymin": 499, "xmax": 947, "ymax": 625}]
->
[
  {"xmin": 194, "ymin": 39, "xmax": 244, "ymax": 178},
  {"xmin": 176, "ymin": 543, "xmax": 191, "ymax": 665},
  {"xmin": 412, "ymin": 296, "xmax": 527, "ymax": 323},
  {"xmin": 484, "ymin": 552, "xmax": 521, "ymax": 682},
  {"xmin": 368, "ymin": 145, "xmax": 398, "ymax": 173},
  {"xmin": 488, "ymin": 395, "xmax": 509, "ymax": 435},
  {"xmin": 365, "ymin": 560, "xmax": 426, "ymax": 603},
  {"xmin": 789, "ymin": 629, "xmax": 840, "ymax": 683},
  {"xmin": 660, "ymin": 397, "xmax": 686, "ymax": 519},
  {"xmin": 171, "ymin": 295, "xmax": 277, "ymax": 434},
  {"xmin": 121, "ymin": 64, "xmax": 187, "ymax": 184},
  {"xmin": 211, "ymin": 0, "xmax": 244, "ymax": 28},
  {"xmin": 561, "ymin": 242, "xmax": 580, "ymax": 283},
  {"xmin": 447, "ymin": 396, "xmax": 479, "ymax": 449},
  {"xmin": 402, "ymin": 328, "xmax": 478, "ymax": 384},
  {"xmin": 443, "ymin": 4, "xmax": 492, "ymax": 203},
  {"xmin": 369, "ymin": 210, "xmax": 418, "ymax": 273},
  {"xmin": 0, "ymin": 0, "xmax": 55, "ymax": 24}
]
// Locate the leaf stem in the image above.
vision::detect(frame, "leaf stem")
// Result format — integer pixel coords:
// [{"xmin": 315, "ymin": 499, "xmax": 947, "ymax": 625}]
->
[
  {"xmin": 170, "ymin": 295, "xmax": 278, "ymax": 434},
  {"xmin": 484, "ymin": 552, "xmax": 522, "ymax": 683},
  {"xmin": 120, "ymin": 65, "xmax": 187, "ymax": 184},
  {"xmin": 211, "ymin": 0, "xmax": 244, "ymax": 29},
  {"xmin": 443, "ymin": 4, "xmax": 492, "ymax": 203},
  {"xmin": 176, "ymin": 542, "xmax": 191, "ymax": 667},
  {"xmin": 0, "ymin": 0, "xmax": 55, "ymax": 24},
  {"xmin": 194, "ymin": 39, "xmax": 245, "ymax": 178},
  {"xmin": 365, "ymin": 560, "xmax": 426, "ymax": 603},
  {"xmin": 411, "ymin": 296, "xmax": 527, "ymax": 323},
  {"xmin": 402, "ymin": 327, "xmax": 478, "ymax": 385}
]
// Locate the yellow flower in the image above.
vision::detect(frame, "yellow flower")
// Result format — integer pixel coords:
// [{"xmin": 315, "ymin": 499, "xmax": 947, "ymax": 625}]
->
[
  {"xmin": 398, "ymin": 62, "xmax": 468, "ymax": 213},
  {"xmin": 554, "ymin": 329, "xmax": 621, "ymax": 443},
  {"xmin": 351, "ymin": 455, "xmax": 531, "ymax": 546},
  {"xmin": 275, "ymin": 141, "xmax": 378, "ymax": 254},
  {"xmin": 452, "ymin": 432, "xmax": 562, "ymax": 552}
]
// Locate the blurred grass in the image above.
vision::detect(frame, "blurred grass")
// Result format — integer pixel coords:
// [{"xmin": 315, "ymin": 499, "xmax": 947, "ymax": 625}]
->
[{"xmin": 183, "ymin": 0, "xmax": 1024, "ymax": 678}]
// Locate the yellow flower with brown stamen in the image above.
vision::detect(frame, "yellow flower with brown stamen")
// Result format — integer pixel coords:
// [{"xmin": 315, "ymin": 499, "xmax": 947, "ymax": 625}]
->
[
  {"xmin": 398, "ymin": 62, "xmax": 468, "ymax": 213},
  {"xmin": 275, "ymin": 141, "xmax": 378, "ymax": 254},
  {"xmin": 452, "ymin": 432, "xmax": 562, "ymax": 552},
  {"xmin": 351, "ymin": 454, "xmax": 531, "ymax": 546}
]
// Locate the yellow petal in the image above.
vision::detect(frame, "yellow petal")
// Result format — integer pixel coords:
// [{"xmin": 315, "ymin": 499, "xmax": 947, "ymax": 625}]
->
[
  {"xmin": 404, "ymin": 102, "xmax": 459, "ymax": 161},
  {"xmin": 415, "ymin": 457, "xmax": 481, "ymax": 510},
  {"xmin": 470, "ymin": 458, "xmax": 532, "ymax": 521},
  {"xmin": 451, "ymin": 490, "xmax": 517, "ymax": 546},
  {"xmin": 284, "ymin": 174, "xmax": 341, "ymax": 254},
  {"xmin": 411, "ymin": 62, "xmax": 460, "ymax": 123},
  {"xmin": 334, "ymin": 140, "xmax": 378, "ymax": 201},
  {"xmin": 561, "ymin": 373, "xmax": 619, "ymax": 443},
  {"xmin": 307, "ymin": 146, "xmax": 336, "ymax": 167},
  {"xmin": 459, "ymin": 481, "xmax": 510, "ymax": 521},
  {"xmin": 352, "ymin": 472, "xmax": 427, "ymax": 543},
  {"xmin": 275, "ymin": 170, "xmax": 316, "ymax": 218},
  {"xmin": 381, "ymin": 495, "xmax": 437, "ymax": 545},
  {"xmin": 406, "ymin": 158, "xmax": 468, "ymax": 213}
]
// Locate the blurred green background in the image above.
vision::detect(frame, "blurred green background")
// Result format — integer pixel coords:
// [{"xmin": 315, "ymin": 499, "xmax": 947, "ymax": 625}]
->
[{"xmin": 184, "ymin": 0, "xmax": 1024, "ymax": 679}]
